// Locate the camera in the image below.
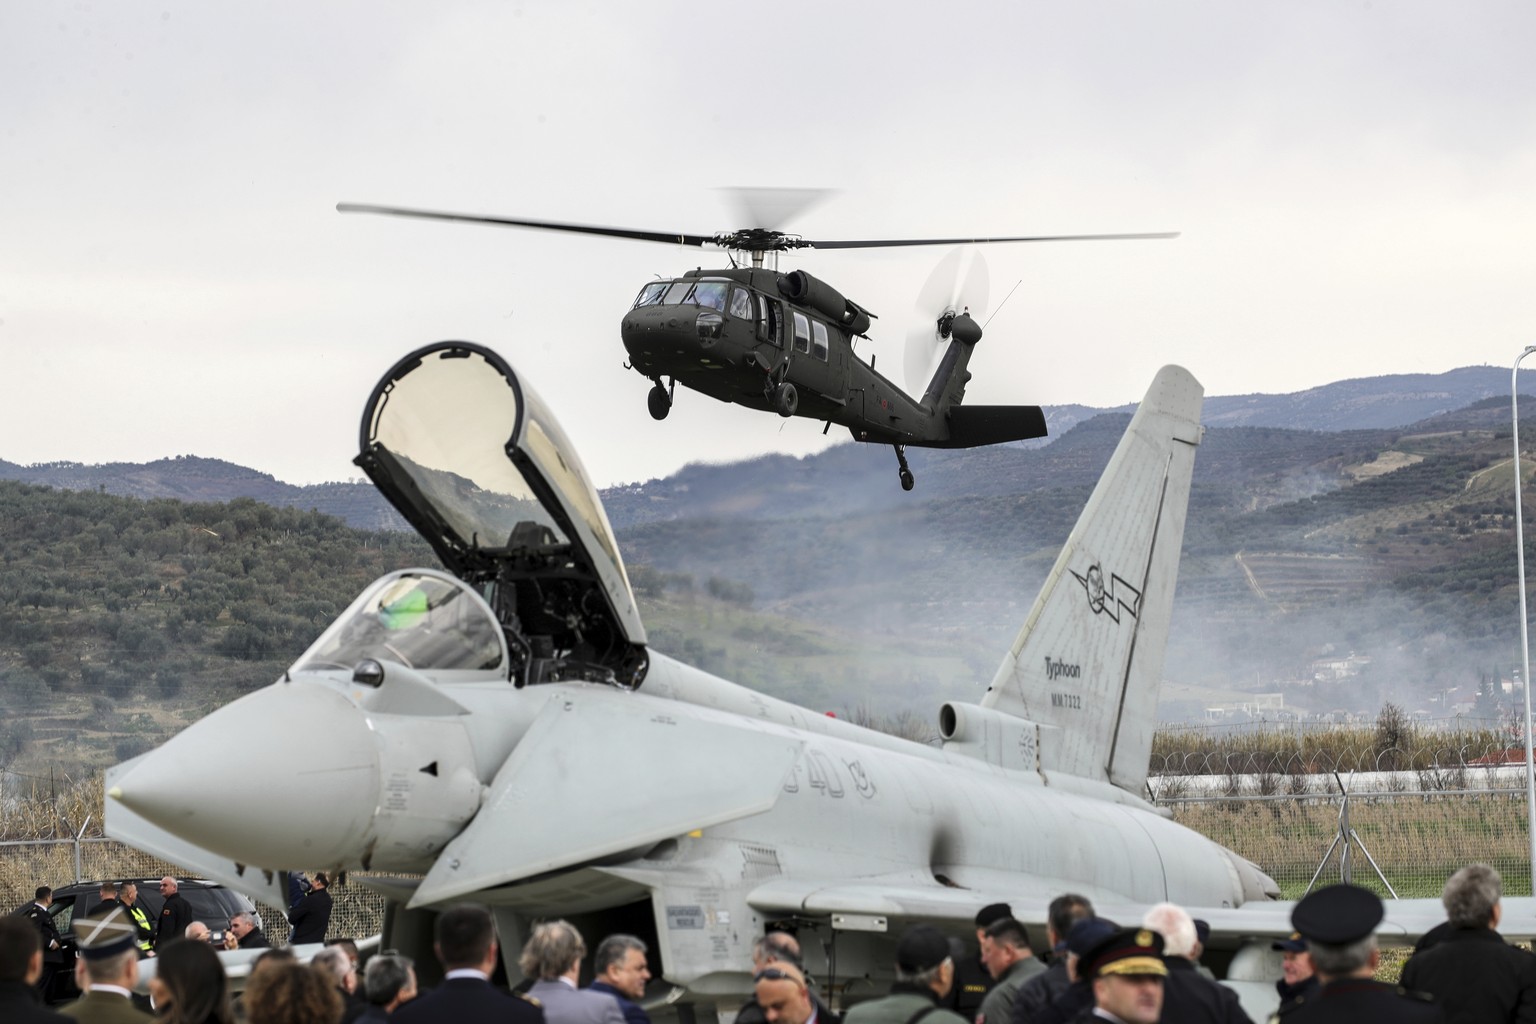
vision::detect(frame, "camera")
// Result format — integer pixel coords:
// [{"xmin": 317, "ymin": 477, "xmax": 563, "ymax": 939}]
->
[{"xmin": 207, "ymin": 930, "xmax": 227, "ymax": 945}]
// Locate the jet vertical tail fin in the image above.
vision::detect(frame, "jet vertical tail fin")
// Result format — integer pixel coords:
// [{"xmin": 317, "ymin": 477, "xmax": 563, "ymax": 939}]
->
[{"xmin": 978, "ymin": 366, "xmax": 1203, "ymax": 794}]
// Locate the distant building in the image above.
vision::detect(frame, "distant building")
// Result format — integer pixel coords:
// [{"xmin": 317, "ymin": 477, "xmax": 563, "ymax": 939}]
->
[
  {"xmin": 1202, "ymin": 693, "xmax": 1286, "ymax": 721},
  {"xmin": 1310, "ymin": 652, "xmax": 1370, "ymax": 683}
]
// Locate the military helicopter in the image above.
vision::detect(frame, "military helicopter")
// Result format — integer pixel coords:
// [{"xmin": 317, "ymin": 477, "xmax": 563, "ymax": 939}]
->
[{"xmin": 337, "ymin": 197, "xmax": 1176, "ymax": 489}]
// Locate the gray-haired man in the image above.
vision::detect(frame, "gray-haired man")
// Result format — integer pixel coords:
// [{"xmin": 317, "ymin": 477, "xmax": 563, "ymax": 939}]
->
[{"xmin": 1400, "ymin": 864, "xmax": 1536, "ymax": 1024}]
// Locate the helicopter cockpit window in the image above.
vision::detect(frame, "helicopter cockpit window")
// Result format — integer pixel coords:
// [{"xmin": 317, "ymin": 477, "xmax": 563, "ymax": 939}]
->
[
  {"xmin": 663, "ymin": 281, "xmax": 693, "ymax": 305},
  {"xmin": 294, "ymin": 572, "xmax": 504, "ymax": 675},
  {"xmin": 633, "ymin": 282, "xmax": 669, "ymax": 308},
  {"xmin": 811, "ymin": 321, "xmax": 829, "ymax": 361},
  {"xmin": 729, "ymin": 287, "xmax": 753, "ymax": 320},
  {"xmin": 792, "ymin": 311, "xmax": 811, "ymax": 354},
  {"xmin": 691, "ymin": 281, "xmax": 728, "ymax": 312}
]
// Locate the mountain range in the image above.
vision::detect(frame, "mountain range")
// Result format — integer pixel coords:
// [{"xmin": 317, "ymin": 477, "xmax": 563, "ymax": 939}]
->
[
  {"xmin": 4, "ymin": 365, "xmax": 1525, "ymax": 530},
  {"xmin": 5, "ymin": 364, "xmax": 1534, "ymax": 723}
]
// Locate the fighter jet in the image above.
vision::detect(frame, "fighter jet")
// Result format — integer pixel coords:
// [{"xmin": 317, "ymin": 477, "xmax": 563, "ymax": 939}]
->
[{"xmin": 106, "ymin": 343, "xmax": 1303, "ymax": 1008}]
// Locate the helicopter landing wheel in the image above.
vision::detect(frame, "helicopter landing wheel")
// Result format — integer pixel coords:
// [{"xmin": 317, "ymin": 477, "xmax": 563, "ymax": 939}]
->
[
  {"xmin": 774, "ymin": 382, "xmax": 798, "ymax": 418},
  {"xmin": 894, "ymin": 444, "xmax": 915, "ymax": 491},
  {"xmin": 647, "ymin": 384, "xmax": 672, "ymax": 421}
]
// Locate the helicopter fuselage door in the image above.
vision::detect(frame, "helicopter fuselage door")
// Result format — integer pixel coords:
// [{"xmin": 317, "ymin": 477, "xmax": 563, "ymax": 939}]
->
[{"xmin": 783, "ymin": 311, "xmax": 846, "ymax": 416}]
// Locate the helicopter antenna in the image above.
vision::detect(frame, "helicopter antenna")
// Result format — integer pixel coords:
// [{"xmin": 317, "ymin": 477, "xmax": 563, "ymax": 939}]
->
[{"xmin": 983, "ymin": 280, "xmax": 1023, "ymax": 329}]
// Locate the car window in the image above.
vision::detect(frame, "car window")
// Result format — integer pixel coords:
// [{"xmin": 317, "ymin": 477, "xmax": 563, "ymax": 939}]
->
[{"xmin": 49, "ymin": 898, "xmax": 78, "ymax": 936}]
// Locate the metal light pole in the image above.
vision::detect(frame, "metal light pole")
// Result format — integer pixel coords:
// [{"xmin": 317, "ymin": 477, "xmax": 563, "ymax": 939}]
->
[{"xmin": 1511, "ymin": 345, "xmax": 1536, "ymax": 883}]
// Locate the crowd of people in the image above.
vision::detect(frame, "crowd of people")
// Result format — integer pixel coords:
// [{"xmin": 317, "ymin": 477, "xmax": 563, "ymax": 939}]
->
[
  {"xmin": 5, "ymin": 863, "xmax": 1536, "ymax": 1023},
  {"xmin": 746, "ymin": 864, "xmax": 1536, "ymax": 1024}
]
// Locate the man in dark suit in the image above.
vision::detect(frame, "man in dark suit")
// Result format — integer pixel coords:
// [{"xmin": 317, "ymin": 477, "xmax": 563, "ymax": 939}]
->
[
  {"xmin": 1285, "ymin": 884, "xmax": 1443, "ymax": 1024},
  {"xmin": 1140, "ymin": 903, "xmax": 1251, "ymax": 1024},
  {"xmin": 1011, "ymin": 893, "xmax": 1095, "ymax": 1024},
  {"xmin": 224, "ymin": 912, "xmax": 270, "ymax": 950},
  {"xmin": 392, "ymin": 903, "xmax": 543, "ymax": 1024},
  {"xmin": 19, "ymin": 887, "xmax": 64, "ymax": 999},
  {"xmin": 589, "ymin": 934, "xmax": 652, "ymax": 1024},
  {"xmin": 287, "ymin": 872, "xmax": 333, "ymax": 945},
  {"xmin": 150, "ymin": 879, "xmax": 191, "ymax": 953},
  {"xmin": 84, "ymin": 884, "xmax": 118, "ymax": 920},
  {"xmin": 357, "ymin": 954, "xmax": 418, "ymax": 1022},
  {"xmin": 0, "ymin": 916, "xmax": 69, "ymax": 1022},
  {"xmin": 1399, "ymin": 863, "xmax": 1536, "ymax": 1024}
]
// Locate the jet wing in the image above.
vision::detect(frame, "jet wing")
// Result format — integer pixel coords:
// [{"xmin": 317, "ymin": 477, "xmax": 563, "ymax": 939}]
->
[{"xmin": 410, "ymin": 688, "xmax": 804, "ymax": 907}]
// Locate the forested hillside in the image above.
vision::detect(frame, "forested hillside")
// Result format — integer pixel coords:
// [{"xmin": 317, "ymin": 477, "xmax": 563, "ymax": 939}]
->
[
  {"xmin": 6, "ymin": 387, "xmax": 1536, "ymax": 780},
  {"xmin": 0, "ymin": 483, "xmax": 431, "ymax": 769}
]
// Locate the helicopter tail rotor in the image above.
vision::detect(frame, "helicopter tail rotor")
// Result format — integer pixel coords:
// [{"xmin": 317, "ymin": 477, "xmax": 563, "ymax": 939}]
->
[{"xmin": 905, "ymin": 247, "xmax": 990, "ymax": 396}]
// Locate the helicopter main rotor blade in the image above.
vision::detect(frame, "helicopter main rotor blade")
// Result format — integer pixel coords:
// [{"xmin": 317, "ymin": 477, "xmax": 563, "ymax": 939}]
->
[
  {"xmin": 336, "ymin": 203, "xmax": 717, "ymax": 248},
  {"xmin": 720, "ymin": 187, "xmax": 834, "ymax": 232},
  {"xmin": 800, "ymin": 232, "xmax": 1179, "ymax": 250}
]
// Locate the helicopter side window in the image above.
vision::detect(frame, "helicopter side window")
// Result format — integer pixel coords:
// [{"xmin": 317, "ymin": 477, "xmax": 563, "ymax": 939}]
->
[
  {"xmin": 691, "ymin": 281, "xmax": 728, "ymax": 312},
  {"xmin": 729, "ymin": 287, "xmax": 753, "ymax": 320},
  {"xmin": 663, "ymin": 281, "xmax": 693, "ymax": 305},
  {"xmin": 792, "ymin": 311, "xmax": 810, "ymax": 354},
  {"xmin": 811, "ymin": 321, "xmax": 829, "ymax": 361},
  {"xmin": 755, "ymin": 294, "xmax": 771, "ymax": 342},
  {"xmin": 633, "ymin": 282, "xmax": 669, "ymax": 308}
]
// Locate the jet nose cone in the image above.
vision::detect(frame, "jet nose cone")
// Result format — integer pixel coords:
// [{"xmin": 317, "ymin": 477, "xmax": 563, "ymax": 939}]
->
[{"xmin": 113, "ymin": 681, "xmax": 378, "ymax": 868}]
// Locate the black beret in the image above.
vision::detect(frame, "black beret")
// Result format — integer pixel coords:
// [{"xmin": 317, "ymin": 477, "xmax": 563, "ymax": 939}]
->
[
  {"xmin": 1065, "ymin": 917, "xmax": 1119, "ymax": 956},
  {"xmin": 897, "ymin": 924, "xmax": 952, "ymax": 973},
  {"xmin": 975, "ymin": 903, "xmax": 1013, "ymax": 928},
  {"xmin": 1291, "ymin": 884, "xmax": 1383, "ymax": 946}
]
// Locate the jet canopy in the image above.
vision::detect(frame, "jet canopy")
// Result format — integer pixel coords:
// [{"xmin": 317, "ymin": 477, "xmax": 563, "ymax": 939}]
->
[
  {"xmin": 293, "ymin": 569, "xmax": 506, "ymax": 678},
  {"xmin": 355, "ymin": 342, "xmax": 646, "ymax": 688}
]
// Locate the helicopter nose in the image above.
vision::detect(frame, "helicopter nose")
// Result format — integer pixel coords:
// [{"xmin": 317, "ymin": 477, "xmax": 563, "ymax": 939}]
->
[{"xmin": 110, "ymin": 681, "xmax": 379, "ymax": 868}]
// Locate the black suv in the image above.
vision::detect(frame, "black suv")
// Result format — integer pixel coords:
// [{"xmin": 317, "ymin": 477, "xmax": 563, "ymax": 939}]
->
[{"xmin": 32, "ymin": 878, "xmax": 264, "ymax": 1003}]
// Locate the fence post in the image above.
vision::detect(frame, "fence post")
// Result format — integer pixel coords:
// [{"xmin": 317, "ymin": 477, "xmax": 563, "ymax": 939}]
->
[{"xmin": 73, "ymin": 815, "xmax": 91, "ymax": 883}]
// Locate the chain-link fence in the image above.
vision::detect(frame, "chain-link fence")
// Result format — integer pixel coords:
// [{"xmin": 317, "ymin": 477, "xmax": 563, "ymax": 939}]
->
[
  {"xmin": 1160, "ymin": 788, "xmax": 1533, "ymax": 900},
  {"xmin": 0, "ymin": 837, "xmax": 388, "ymax": 942}
]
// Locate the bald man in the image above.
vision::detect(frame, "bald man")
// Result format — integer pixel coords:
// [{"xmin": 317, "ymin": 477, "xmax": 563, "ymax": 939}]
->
[{"xmin": 755, "ymin": 961, "xmax": 821, "ymax": 1024}]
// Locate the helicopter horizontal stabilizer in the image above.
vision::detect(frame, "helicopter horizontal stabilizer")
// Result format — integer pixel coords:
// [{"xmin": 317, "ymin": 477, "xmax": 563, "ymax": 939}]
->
[{"xmin": 919, "ymin": 405, "xmax": 1048, "ymax": 449}]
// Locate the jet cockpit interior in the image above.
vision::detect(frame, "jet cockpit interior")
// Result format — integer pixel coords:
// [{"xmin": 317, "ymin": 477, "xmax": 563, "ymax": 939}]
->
[{"xmin": 347, "ymin": 342, "xmax": 648, "ymax": 690}]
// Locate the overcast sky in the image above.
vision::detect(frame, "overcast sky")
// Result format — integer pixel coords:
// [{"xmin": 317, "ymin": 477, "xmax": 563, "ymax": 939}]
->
[{"xmin": 5, "ymin": 2, "xmax": 1535, "ymax": 488}]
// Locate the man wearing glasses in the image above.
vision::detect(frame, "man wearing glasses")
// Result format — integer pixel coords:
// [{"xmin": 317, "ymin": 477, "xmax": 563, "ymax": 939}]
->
[{"xmin": 754, "ymin": 963, "xmax": 821, "ymax": 1024}]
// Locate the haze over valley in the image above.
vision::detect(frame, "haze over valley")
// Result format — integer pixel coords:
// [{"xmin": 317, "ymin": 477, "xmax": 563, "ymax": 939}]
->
[{"xmin": 3, "ymin": 365, "xmax": 1535, "ymax": 776}]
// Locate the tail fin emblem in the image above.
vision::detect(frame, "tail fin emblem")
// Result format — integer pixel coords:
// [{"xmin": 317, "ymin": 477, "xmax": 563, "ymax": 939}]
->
[{"xmin": 1071, "ymin": 563, "xmax": 1142, "ymax": 625}]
